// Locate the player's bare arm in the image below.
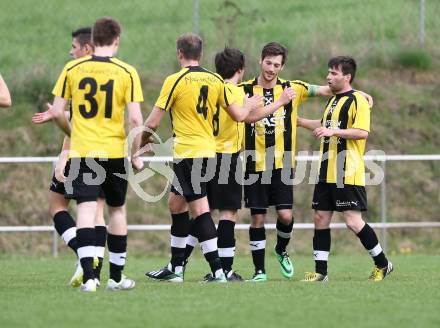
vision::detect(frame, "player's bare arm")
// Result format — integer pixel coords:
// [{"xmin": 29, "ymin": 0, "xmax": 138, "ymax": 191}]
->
[
  {"xmin": 0, "ymin": 74, "xmax": 12, "ymax": 108},
  {"xmin": 314, "ymin": 127, "xmax": 369, "ymax": 140},
  {"xmin": 54, "ymin": 137, "xmax": 71, "ymax": 183},
  {"xmin": 297, "ymin": 117, "xmax": 321, "ymax": 131},
  {"xmin": 128, "ymin": 102, "xmax": 144, "ymax": 170},
  {"xmin": 32, "ymin": 102, "xmax": 71, "ymax": 124},
  {"xmin": 141, "ymin": 106, "xmax": 166, "ymax": 148},
  {"xmin": 224, "ymin": 94, "xmax": 263, "ymax": 122},
  {"xmin": 51, "ymin": 96, "xmax": 71, "ymax": 136},
  {"xmin": 244, "ymin": 86, "xmax": 295, "ymax": 123}
]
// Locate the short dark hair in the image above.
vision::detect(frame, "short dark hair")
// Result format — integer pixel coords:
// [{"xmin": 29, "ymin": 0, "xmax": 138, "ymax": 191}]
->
[
  {"xmin": 328, "ymin": 56, "xmax": 357, "ymax": 83},
  {"xmin": 215, "ymin": 47, "xmax": 245, "ymax": 79},
  {"xmin": 261, "ymin": 42, "xmax": 288, "ymax": 65},
  {"xmin": 71, "ymin": 27, "xmax": 92, "ymax": 48},
  {"xmin": 176, "ymin": 33, "xmax": 203, "ymax": 61},
  {"xmin": 92, "ymin": 17, "xmax": 121, "ymax": 47}
]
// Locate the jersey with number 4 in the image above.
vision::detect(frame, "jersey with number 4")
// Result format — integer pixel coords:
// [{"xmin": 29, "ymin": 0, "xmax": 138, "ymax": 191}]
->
[
  {"xmin": 155, "ymin": 66, "xmax": 235, "ymax": 159},
  {"xmin": 52, "ymin": 55, "xmax": 144, "ymax": 158}
]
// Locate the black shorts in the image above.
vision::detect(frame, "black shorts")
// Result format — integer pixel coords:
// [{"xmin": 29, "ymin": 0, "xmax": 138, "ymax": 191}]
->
[
  {"xmin": 170, "ymin": 157, "xmax": 214, "ymax": 203},
  {"xmin": 206, "ymin": 152, "xmax": 242, "ymax": 210},
  {"xmin": 244, "ymin": 168, "xmax": 294, "ymax": 210},
  {"xmin": 50, "ymin": 161, "xmax": 105, "ymax": 198},
  {"xmin": 64, "ymin": 158, "xmax": 127, "ymax": 206},
  {"xmin": 312, "ymin": 182, "xmax": 367, "ymax": 212}
]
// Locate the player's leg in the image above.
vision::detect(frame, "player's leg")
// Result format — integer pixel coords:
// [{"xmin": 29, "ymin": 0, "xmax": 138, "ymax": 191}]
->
[
  {"xmin": 209, "ymin": 152, "xmax": 243, "ymax": 281},
  {"xmin": 183, "ymin": 218, "xmax": 197, "ymax": 264},
  {"xmin": 274, "ymin": 207, "xmax": 294, "ymax": 279},
  {"xmin": 244, "ymin": 172, "xmax": 269, "ymax": 282},
  {"xmin": 302, "ymin": 210, "xmax": 332, "ymax": 282},
  {"xmin": 168, "ymin": 192, "xmax": 190, "ymax": 274},
  {"xmin": 244, "ymin": 170, "xmax": 268, "ymax": 281},
  {"xmin": 146, "ymin": 192, "xmax": 189, "ymax": 282},
  {"xmin": 217, "ymin": 210, "xmax": 241, "ymax": 280},
  {"xmin": 64, "ymin": 158, "xmax": 100, "ymax": 292},
  {"xmin": 344, "ymin": 210, "xmax": 392, "ymax": 281},
  {"xmin": 106, "ymin": 204, "xmax": 134, "ymax": 290},
  {"xmin": 76, "ymin": 200, "xmax": 98, "ymax": 292},
  {"xmin": 49, "ymin": 171, "xmax": 77, "ymax": 255},
  {"xmin": 270, "ymin": 168, "xmax": 295, "ymax": 278},
  {"xmin": 101, "ymin": 158, "xmax": 134, "ymax": 290},
  {"xmin": 248, "ymin": 210, "xmax": 267, "ymax": 281},
  {"xmin": 49, "ymin": 191, "xmax": 76, "ymax": 254},
  {"xmin": 302, "ymin": 182, "xmax": 334, "ymax": 282},
  {"xmin": 189, "ymin": 196, "xmax": 225, "ymax": 282},
  {"xmin": 337, "ymin": 184, "xmax": 392, "ymax": 281},
  {"xmin": 49, "ymin": 187, "xmax": 85, "ymax": 287},
  {"xmin": 93, "ymin": 193, "xmax": 107, "ymax": 285}
]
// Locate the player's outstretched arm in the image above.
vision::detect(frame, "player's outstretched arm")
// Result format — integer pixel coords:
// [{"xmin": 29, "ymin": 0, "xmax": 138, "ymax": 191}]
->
[
  {"xmin": 0, "ymin": 74, "xmax": 12, "ymax": 108},
  {"xmin": 51, "ymin": 96, "xmax": 70, "ymax": 136},
  {"xmin": 225, "ymin": 94, "xmax": 263, "ymax": 122},
  {"xmin": 127, "ymin": 102, "xmax": 144, "ymax": 170},
  {"xmin": 297, "ymin": 117, "xmax": 321, "ymax": 131},
  {"xmin": 314, "ymin": 127, "xmax": 369, "ymax": 140},
  {"xmin": 32, "ymin": 102, "xmax": 71, "ymax": 124},
  {"xmin": 244, "ymin": 87, "xmax": 295, "ymax": 123},
  {"xmin": 141, "ymin": 106, "xmax": 166, "ymax": 148},
  {"xmin": 314, "ymin": 85, "xmax": 373, "ymax": 107}
]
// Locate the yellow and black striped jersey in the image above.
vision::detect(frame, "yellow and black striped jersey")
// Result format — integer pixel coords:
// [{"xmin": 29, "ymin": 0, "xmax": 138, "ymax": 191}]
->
[
  {"xmin": 155, "ymin": 66, "xmax": 235, "ymax": 158},
  {"xmin": 241, "ymin": 77, "xmax": 310, "ymax": 172},
  {"xmin": 215, "ymin": 82, "xmax": 245, "ymax": 153},
  {"xmin": 52, "ymin": 55, "xmax": 144, "ymax": 158},
  {"xmin": 318, "ymin": 90, "xmax": 370, "ymax": 186}
]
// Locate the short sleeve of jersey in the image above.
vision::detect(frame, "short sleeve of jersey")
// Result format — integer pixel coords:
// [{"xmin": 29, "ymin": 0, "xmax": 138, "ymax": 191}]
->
[
  {"xmin": 218, "ymin": 82, "xmax": 235, "ymax": 109},
  {"xmin": 125, "ymin": 68, "xmax": 144, "ymax": 103},
  {"xmin": 291, "ymin": 80, "xmax": 310, "ymax": 104},
  {"xmin": 52, "ymin": 65, "xmax": 70, "ymax": 99},
  {"xmin": 352, "ymin": 94, "xmax": 371, "ymax": 132},
  {"xmin": 155, "ymin": 75, "xmax": 176, "ymax": 111},
  {"xmin": 229, "ymin": 84, "xmax": 245, "ymax": 106}
]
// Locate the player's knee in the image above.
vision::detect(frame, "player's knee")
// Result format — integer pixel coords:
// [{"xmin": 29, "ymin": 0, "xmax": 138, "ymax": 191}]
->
[
  {"xmin": 49, "ymin": 203, "xmax": 67, "ymax": 217},
  {"xmin": 50, "ymin": 207, "xmax": 65, "ymax": 218},
  {"xmin": 251, "ymin": 214, "xmax": 265, "ymax": 228},
  {"xmin": 168, "ymin": 195, "xmax": 187, "ymax": 214},
  {"xmin": 48, "ymin": 194, "xmax": 69, "ymax": 217},
  {"xmin": 344, "ymin": 214, "xmax": 364, "ymax": 233},
  {"xmin": 314, "ymin": 211, "xmax": 330, "ymax": 229},
  {"xmin": 219, "ymin": 210, "xmax": 237, "ymax": 222},
  {"xmin": 277, "ymin": 213, "xmax": 292, "ymax": 225}
]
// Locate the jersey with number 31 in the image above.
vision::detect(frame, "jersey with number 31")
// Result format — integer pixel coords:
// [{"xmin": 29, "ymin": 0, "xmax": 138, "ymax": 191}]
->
[
  {"xmin": 52, "ymin": 55, "xmax": 144, "ymax": 158},
  {"xmin": 155, "ymin": 66, "xmax": 235, "ymax": 159}
]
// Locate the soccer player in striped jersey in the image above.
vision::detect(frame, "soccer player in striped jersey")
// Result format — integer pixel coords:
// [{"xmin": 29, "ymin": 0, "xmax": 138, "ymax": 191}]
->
[
  {"xmin": 50, "ymin": 17, "xmax": 144, "ymax": 292},
  {"xmin": 241, "ymin": 42, "xmax": 372, "ymax": 282},
  {"xmin": 0, "ymin": 73, "xmax": 11, "ymax": 108},
  {"xmin": 143, "ymin": 35, "xmax": 262, "ymax": 283},
  {"xmin": 298, "ymin": 56, "xmax": 392, "ymax": 282},
  {"xmin": 184, "ymin": 47, "xmax": 295, "ymax": 281},
  {"xmin": 32, "ymin": 28, "xmax": 109, "ymax": 288}
]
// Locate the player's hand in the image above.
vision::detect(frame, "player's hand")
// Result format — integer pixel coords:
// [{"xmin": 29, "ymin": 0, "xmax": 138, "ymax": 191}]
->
[
  {"xmin": 54, "ymin": 160, "xmax": 67, "ymax": 183},
  {"xmin": 357, "ymin": 90, "xmax": 374, "ymax": 108},
  {"xmin": 314, "ymin": 127, "xmax": 334, "ymax": 138},
  {"xmin": 131, "ymin": 156, "xmax": 144, "ymax": 171},
  {"xmin": 32, "ymin": 103, "xmax": 54, "ymax": 124},
  {"xmin": 279, "ymin": 87, "xmax": 295, "ymax": 105},
  {"xmin": 140, "ymin": 131, "xmax": 155, "ymax": 148},
  {"xmin": 244, "ymin": 94, "xmax": 263, "ymax": 111}
]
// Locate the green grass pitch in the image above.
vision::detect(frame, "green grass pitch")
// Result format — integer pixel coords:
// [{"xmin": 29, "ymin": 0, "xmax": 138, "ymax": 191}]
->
[{"xmin": 1, "ymin": 254, "xmax": 439, "ymax": 328}]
